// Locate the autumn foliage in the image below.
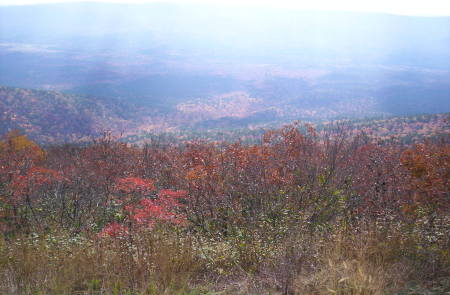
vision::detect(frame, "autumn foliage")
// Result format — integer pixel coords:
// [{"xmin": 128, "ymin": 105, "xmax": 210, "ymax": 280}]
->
[
  {"xmin": 0, "ymin": 126, "xmax": 448, "ymax": 294},
  {"xmin": 0, "ymin": 126, "xmax": 448, "ymax": 236},
  {"xmin": 401, "ymin": 141, "xmax": 450, "ymax": 212}
]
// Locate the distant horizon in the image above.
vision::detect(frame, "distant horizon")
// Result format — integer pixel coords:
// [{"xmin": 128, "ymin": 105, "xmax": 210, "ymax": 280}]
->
[{"xmin": 1, "ymin": 0, "xmax": 450, "ymax": 17}]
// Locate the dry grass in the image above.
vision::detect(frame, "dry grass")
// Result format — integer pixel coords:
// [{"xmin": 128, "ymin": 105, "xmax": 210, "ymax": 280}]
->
[
  {"xmin": 0, "ymin": 228, "xmax": 204, "ymax": 295},
  {"xmin": 293, "ymin": 230, "xmax": 411, "ymax": 295},
  {"xmin": 0, "ymin": 223, "xmax": 448, "ymax": 295}
]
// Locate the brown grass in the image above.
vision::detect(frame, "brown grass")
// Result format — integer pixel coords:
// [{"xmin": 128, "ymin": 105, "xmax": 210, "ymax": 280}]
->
[{"xmin": 1, "ymin": 222, "xmax": 448, "ymax": 295}]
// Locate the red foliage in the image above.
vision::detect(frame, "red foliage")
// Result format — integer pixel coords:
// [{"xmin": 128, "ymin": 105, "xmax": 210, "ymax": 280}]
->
[
  {"xmin": 10, "ymin": 166, "xmax": 65, "ymax": 203},
  {"xmin": 401, "ymin": 142, "xmax": 450, "ymax": 211},
  {"xmin": 125, "ymin": 189, "xmax": 187, "ymax": 229},
  {"xmin": 159, "ymin": 189, "xmax": 188, "ymax": 199},
  {"xmin": 2, "ymin": 125, "xmax": 447, "ymax": 237},
  {"xmin": 115, "ymin": 177, "xmax": 155, "ymax": 195},
  {"xmin": 98, "ymin": 222, "xmax": 129, "ymax": 238},
  {"xmin": 99, "ymin": 189, "xmax": 187, "ymax": 237}
]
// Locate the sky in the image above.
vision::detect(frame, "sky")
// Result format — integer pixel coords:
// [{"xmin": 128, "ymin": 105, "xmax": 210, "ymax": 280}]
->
[{"xmin": 0, "ymin": 0, "xmax": 450, "ymax": 16}]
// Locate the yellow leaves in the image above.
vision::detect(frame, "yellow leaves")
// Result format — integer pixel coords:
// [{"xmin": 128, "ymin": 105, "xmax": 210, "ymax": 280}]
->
[
  {"xmin": 1, "ymin": 130, "xmax": 44, "ymax": 161},
  {"xmin": 186, "ymin": 165, "xmax": 208, "ymax": 181}
]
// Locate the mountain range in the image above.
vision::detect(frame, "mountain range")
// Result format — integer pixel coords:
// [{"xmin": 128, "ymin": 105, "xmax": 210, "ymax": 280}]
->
[{"xmin": 0, "ymin": 2, "xmax": 449, "ymax": 142}]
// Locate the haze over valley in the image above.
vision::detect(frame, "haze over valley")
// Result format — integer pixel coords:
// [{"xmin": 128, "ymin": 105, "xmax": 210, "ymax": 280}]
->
[{"xmin": 0, "ymin": 2, "xmax": 449, "ymax": 141}]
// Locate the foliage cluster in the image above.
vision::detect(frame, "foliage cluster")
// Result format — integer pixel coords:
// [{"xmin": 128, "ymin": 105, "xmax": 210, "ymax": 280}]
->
[{"xmin": 0, "ymin": 125, "xmax": 448, "ymax": 294}]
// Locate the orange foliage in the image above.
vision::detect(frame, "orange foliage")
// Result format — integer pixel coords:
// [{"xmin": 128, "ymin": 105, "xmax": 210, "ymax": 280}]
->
[
  {"xmin": 401, "ymin": 141, "xmax": 450, "ymax": 211},
  {"xmin": 115, "ymin": 177, "xmax": 155, "ymax": 195},
  {"xmin": 1, "ymin": 126, "xmax": 448, "ymax": 236}
]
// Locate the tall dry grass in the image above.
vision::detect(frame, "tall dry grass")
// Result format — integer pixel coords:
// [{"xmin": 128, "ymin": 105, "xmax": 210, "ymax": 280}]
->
[
  {"xmin": 0, "ymin": 227, "xmax": 203, "ymax": 295},
  {"xmin": 1, "ymin": 220, "xmax": 448, "ymax": 295}
]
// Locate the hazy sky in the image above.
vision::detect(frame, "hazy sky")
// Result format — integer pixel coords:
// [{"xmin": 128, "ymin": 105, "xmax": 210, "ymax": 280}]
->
[{"xmin": 0, "ymin": 0, "xmax": 450, "ymax": 16}]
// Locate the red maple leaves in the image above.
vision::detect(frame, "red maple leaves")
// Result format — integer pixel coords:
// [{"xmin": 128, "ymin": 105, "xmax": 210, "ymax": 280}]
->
[
  {"xmin": 10, "ymin": 167, "xmax": 66, "ymax": 203},
  {"xmin": 125, "ymin": 189, "xmax": 187, "ymax": 228},
  {"xmin": 114, "ymin": 177, "xmax": 155, "ymax": 195},
  {"xmin": 100, "ymin": 177, "xmax": 188, "ymax": 237}
]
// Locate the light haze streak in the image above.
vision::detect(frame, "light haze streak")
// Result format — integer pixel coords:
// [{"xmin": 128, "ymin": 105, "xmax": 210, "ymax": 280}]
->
[{"xmin": 0, "ymin": 0, "xmax": 449, "ymax": 16}]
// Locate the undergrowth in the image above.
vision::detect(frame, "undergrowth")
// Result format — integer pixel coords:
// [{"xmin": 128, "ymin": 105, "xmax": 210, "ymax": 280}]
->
[{"xmin": 0, "ymin": 125, "xmax": 448, "ymax": 294}]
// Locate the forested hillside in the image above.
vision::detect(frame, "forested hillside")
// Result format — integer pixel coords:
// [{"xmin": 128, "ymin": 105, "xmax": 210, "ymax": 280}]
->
[
  {"xmin": 1, "ymin": 85, "xmax": 449, "ymax": 145},
  {"xmin": 0, "ymin": 86, "xmax": 138, "ymax": 142}
]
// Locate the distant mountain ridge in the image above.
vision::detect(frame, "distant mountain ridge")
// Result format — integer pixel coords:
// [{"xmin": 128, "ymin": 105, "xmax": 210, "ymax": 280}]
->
[
  {"xmin": 1, "ymin": 85, "xmax": 448, "ymax": 144},
  {"xmin": 0, "ymin": 86, "xmax": 136, "ymax": 142},
  {"xmin": 0, "ymin": 3, "xmax": 449, "ymax": 140}
]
